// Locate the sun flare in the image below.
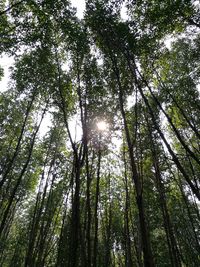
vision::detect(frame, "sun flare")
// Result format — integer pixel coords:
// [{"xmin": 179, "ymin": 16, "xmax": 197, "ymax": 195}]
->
[{"xmin": 97, "ymin": 121, "xmax": 108, "ymax": 131}]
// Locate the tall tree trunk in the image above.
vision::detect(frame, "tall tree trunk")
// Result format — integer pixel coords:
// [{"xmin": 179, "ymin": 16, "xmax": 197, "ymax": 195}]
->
[
  {"xmin": 149, "ymin": 134, "xmax": 181, "ymax": 266},
  {"xmin": 0, "ymin": 104, "xmax": 47, "ymax": 237},
  {"xmin": 93, "ymin": 142, "xmax": 101, "ymax": 267},
  {"xmin": 126, "ymin": 58, "xmax": 200, "ymax": 201},
  {"xmin": 85, "ymin": 149, "xmax": 92, "ymax": 267},
  {"xmin": 0, "ymin": 89, "xmax": 36, "ymax": 189},
  {"xmin": 110, "ymin": 55, "xmax": 154, "ymax": 267},
  {"xmin": 68, "ymin": 158, "xmax": 81, "ymax": 267},
  {"xmin": 123, "ymin": 146, "xmax": 133, "ymax": 267}
]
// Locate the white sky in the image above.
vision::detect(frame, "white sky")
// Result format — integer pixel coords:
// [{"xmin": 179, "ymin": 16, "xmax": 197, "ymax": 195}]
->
[
  {"xmin": 0, "ymin": 54, "xmax": 14, "ymax": 92},
  {"xmin": 71, "ymin": 0, "xmax": 85, "ymax": 18},
  {"xmin": 71, "ymin": 0, "xmax": 128, "ymax": 20}
]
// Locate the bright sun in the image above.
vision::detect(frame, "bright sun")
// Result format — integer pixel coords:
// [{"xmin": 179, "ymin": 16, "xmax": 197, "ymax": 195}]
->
[{"xmin": 97, "ymin": 121, "xmax": 108, "ymax": 131}]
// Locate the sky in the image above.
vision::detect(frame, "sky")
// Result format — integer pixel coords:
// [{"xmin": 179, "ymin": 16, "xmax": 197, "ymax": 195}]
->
[
  {"xmin": 71, "ymin": 0, "xmax": 85, "ymax": 18},
  {"xmin": 0, "ymin": 55, "xmax": 14, "ymax": 92}
]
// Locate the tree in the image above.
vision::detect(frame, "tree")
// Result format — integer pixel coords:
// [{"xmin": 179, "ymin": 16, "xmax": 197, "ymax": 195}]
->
[{"xmin": 0, "ymin": 0, "xmax": 199, "ymax": 266}]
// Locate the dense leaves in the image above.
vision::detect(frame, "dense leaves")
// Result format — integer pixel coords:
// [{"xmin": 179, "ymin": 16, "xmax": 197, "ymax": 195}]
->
[{"xmin": 0, "ymin": 0, "xmax": 200, "ymax": 266}]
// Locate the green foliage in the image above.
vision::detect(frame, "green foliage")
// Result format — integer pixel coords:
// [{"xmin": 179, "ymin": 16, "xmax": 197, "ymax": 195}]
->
[{"xmin": 0, "ymin": 1, "xmax": 199, "ymax": 266}]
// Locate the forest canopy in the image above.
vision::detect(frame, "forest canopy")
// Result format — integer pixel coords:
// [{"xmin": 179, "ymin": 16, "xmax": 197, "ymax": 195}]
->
[{"xmin": 0, "ymin": 0, "xmax": 200, "ymax": 266}]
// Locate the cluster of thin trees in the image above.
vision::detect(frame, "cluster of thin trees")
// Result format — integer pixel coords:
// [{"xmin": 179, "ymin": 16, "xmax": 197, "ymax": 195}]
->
[{"xmin": 0, "ymin": 0, "xmax": 200, "ymax": 266}]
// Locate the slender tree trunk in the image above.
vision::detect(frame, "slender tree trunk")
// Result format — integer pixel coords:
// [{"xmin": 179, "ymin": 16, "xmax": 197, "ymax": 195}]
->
[
  {"xmin": 123, "ymin": 146, "xmax": 133, "ymax": 267},
  {"xmin": 105, "ymin": 173, "xmax": 112, "ymax": 267},
  {"xmin": 68, "ymin": 157, "xmax": 81, "ymax": 267},
  {"xmin": 152, "ymin": 143, "xmax": 181, "ymax": 266},
  {"xmin": 85, "ymin": 149, "xmax": 92, "ymax": 267},
  {"xmin": 93, "ymin": 143, "xmax": 101, "ymax": 267},
  {"xmin": 0, "ymin": 104, "xmax": 47, "ymax": 237},
  {"xmin": 144, "ymin": 114, "xmax": 182, "ymax": 267},
  {"xmin": 110, "ymin": 55, "xmax": 154, "ymax": 267},
  {"xmin": 25, "ymin": 154, "xmax": 56, "ymax": 267},
  {"xmin": 144, "ymin": 77, "xmax": 200, "ymax": 166},
  {"xmin": 0, "ymin": 89, "xmax": 36, "ymax": 189},
  {"xmin": 154, "ymin": 69, "xmax": 200, "ymax": 140},
  {"xmin": 126, "ymin": 59, "xmax": 200, "ymax": 201}
]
